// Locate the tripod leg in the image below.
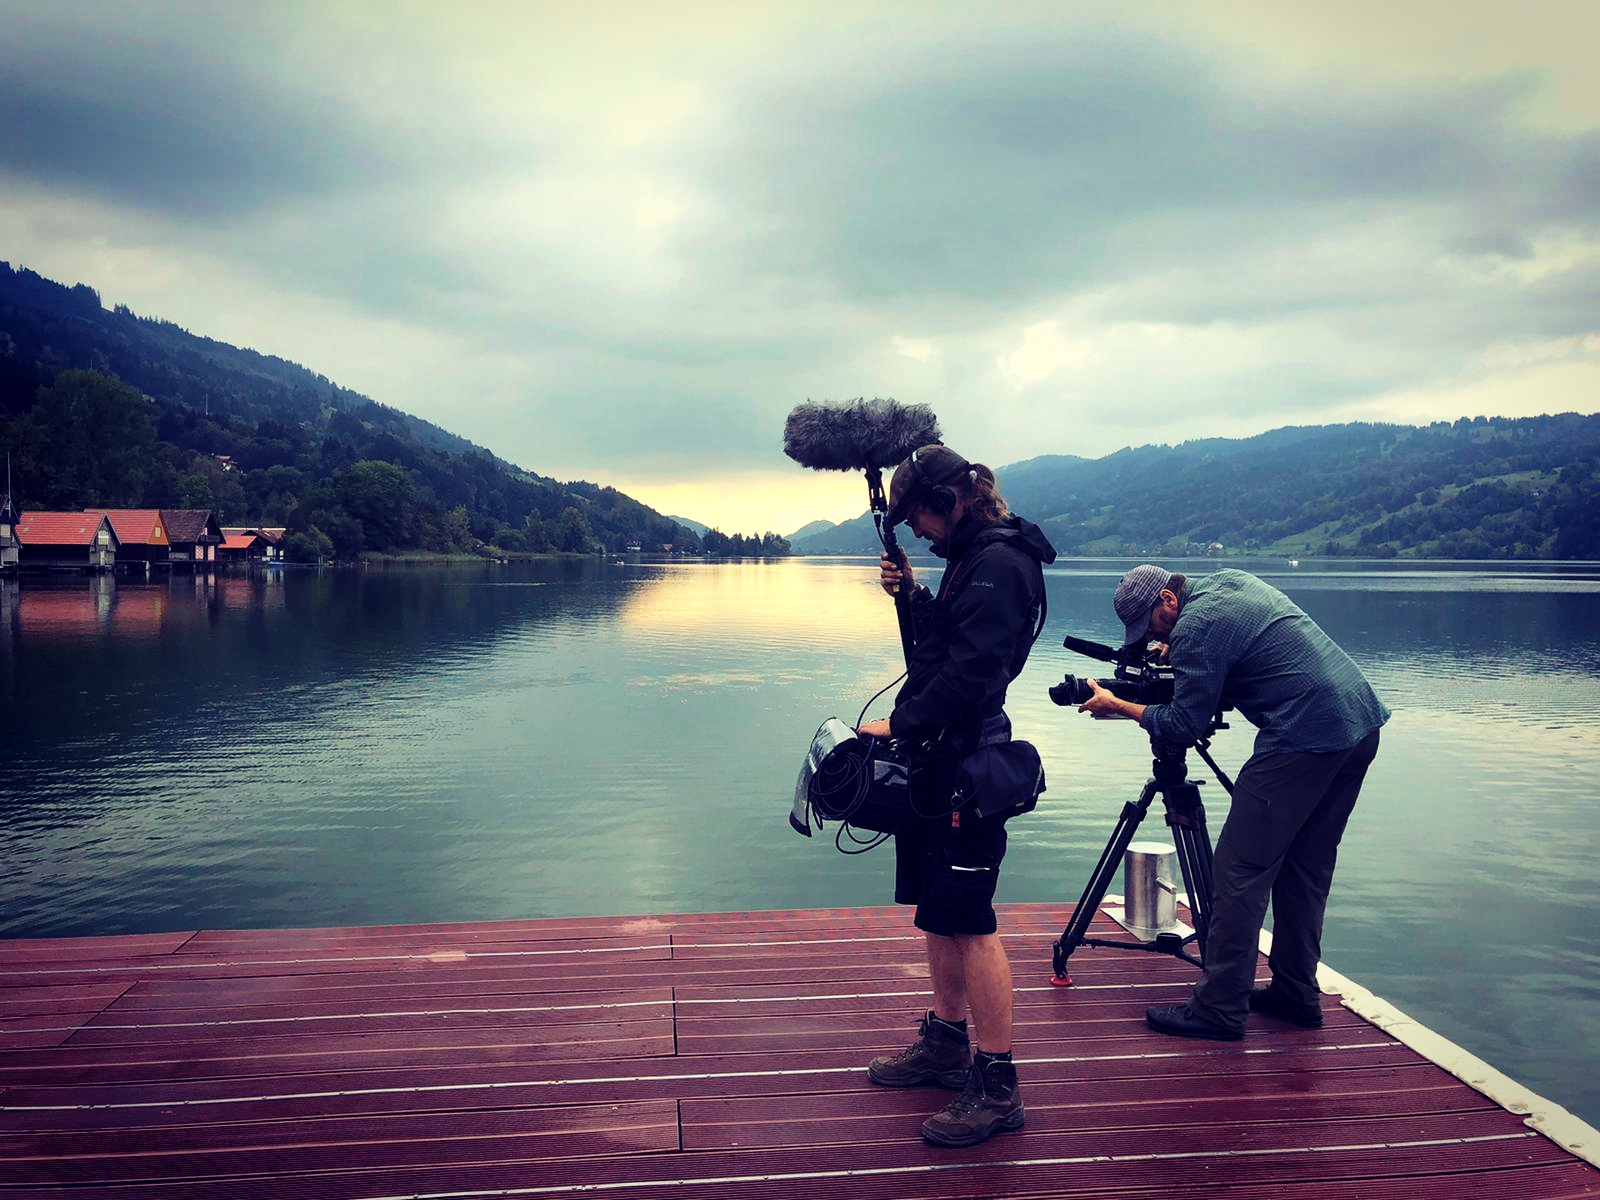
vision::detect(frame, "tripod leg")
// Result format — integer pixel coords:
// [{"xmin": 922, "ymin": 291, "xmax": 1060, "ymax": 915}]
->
[
  {"xmin": 1165, "ymin": 788, "xmax": 1216, "ymax": 965},
  {"xmin": 1170, "ymin": 825, "xmax": 1210, "ymax": 964},
  {"xmin": 1051, "ymin": 781, "xmax": 1159, "ymax": 982}
]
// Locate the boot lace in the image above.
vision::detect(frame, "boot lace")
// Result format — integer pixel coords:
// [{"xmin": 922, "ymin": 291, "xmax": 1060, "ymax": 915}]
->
[{"xmin": 939, "ymin": 1069, "xmax": 987, "ymax": 1116}]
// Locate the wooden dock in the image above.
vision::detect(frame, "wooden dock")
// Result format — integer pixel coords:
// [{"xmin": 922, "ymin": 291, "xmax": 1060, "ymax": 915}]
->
[{"xmin": 3, "ymin": 902, "xmax": 1598, "ymax": 1198}]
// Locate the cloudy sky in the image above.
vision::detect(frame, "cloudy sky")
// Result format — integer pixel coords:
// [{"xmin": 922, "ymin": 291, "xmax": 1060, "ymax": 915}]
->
[{"xmin": 2, "ymin": 1, "xmax": 1596, "ymax": 534}]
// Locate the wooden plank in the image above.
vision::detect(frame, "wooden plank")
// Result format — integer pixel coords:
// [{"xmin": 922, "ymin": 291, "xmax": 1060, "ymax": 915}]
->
[
  {"xmin": 0, "ymin": 1011, "xmax": 103, "ymax": 1050},
  {"xmin": 680, "ymin": 1079, "xmax": 1498, "ymax": 1151},
  {"xmin": 0, "ymin": 1018, "xmax": 676, "ymax": 1087},
  {"xmin": 66, "ymin": 1002, "xmax": 676, "ymax": 1044},
  {"xmin": 107, "ymin": 978, "xmax": 668, "ymax": 1013},
  {"xmin": 0, "ymin": 983, "xmax": 127, "ymax": 1018},
  {"xmin": 3, "ymin": 1099, "xmax": 679, "ymax": 1186},
  {"xmin": 0, "ymin": 932, "xmax": 195, "ymax": 963}
]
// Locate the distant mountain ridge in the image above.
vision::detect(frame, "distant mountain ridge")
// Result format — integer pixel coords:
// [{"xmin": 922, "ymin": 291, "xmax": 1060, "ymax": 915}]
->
[
  {"xmin": 785, "ymin": 518, "xmax": 838, "ymax": 541},
  {"xmin": 789, "ymin": 418, "xmax": 1600, "ymax": 560}
]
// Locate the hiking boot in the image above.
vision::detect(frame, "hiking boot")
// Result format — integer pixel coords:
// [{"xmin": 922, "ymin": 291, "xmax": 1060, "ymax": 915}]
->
[
  {"xmin": 1249, "ymin": 985, "xmax": 1324, "ymax": 1029},
  {"xmin": 921, "ymin": 1053, "xmax": 1026, "ymax": 1147},
  {"xmin": 867, "ymin": 1011, "xmax": 971, "ymax": 1089}
]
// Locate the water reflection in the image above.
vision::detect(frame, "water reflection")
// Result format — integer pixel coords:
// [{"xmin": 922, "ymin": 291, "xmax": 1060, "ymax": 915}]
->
[{"xmin": 2, "ymin": 558, "xmax": 1599, "ymax": 1129}]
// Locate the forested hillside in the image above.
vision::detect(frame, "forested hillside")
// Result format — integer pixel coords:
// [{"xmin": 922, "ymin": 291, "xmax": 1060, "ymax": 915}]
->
[
  {"xmin": 791, "ymin": 417, "xmax": 1600, "ymax": 560},
  {"xmin": 0, "ymin": 261, "xmax": 714, "ymax": 560}
]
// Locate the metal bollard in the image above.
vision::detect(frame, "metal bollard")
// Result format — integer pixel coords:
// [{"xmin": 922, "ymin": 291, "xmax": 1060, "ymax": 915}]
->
[{"xmin": 1123, "ymin": 841, "xmax": 1179, "ymax": 939}]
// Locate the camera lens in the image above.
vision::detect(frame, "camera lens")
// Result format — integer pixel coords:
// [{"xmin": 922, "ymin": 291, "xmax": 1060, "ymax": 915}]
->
[{"xmin": 1049, "ymin": 676, "xmax": 1093, "ymax": 707}]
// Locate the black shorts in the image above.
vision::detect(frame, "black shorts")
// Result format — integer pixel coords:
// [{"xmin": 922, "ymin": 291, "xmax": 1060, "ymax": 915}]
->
[{"xmin": 893, "ymin": 808, "xmax": 1010, "ymax": 937}]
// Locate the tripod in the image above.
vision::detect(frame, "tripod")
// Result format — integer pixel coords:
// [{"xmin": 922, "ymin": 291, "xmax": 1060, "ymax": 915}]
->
[{"xmin": 1050, "ymin": 725, "xmax": 1234, "ymax": 984}]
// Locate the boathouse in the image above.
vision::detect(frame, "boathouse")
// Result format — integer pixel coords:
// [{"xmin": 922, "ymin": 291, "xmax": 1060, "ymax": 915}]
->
[
  {"xmin": 217, "ymin": 528, "xmax": 270, "ymax": 564},
  {"xmin": 0, "ymin": 494, "xmax": 18, "ymax": 572},
  {"xmin": 13, "ymin": 511, "xmax": 119, "ymax": 571},
  {"xmin": 161, "ymin": 509, "xmax": 224, "ymax": 568},
  {"xmin": 85, "ymin": 509, "xmax": 171, "ymax": 571}
]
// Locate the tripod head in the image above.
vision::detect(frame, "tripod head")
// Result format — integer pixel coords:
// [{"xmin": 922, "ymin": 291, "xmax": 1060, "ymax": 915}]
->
[
  {"xmin": 1148, "ymin": 735, "xmax": 1193, "ymax": 786},
  {"xmin": 1148, "ymin": 706, "xmax": 1234, "ymax": 801}
]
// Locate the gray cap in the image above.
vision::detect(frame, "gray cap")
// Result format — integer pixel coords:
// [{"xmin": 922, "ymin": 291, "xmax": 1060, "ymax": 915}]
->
[{"xmin": 1114, "ymin": 564, "xmax": 1174, "ymax": 646}]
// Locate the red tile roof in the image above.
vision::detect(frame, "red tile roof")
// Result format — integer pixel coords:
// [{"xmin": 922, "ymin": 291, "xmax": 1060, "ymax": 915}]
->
[
  {"xmin": 222, "ymin": 526, "xmax": 285, "ymax": 543},
  {"xmin": 221, "ymin": 532, "xmax": 265, "ymax": 550},
  {"xmin": 84, "ymin": 509, "xmax": 169, "ymax": 546},
  {"xmin": 15, "ymin": 512, "xmax": 115, "ymax": 546}
]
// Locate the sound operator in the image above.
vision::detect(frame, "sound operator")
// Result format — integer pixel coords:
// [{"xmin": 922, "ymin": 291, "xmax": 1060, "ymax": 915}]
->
[{"xmin": 855, "ymin": 443, "xmax": 1055, "ymax": 1147}]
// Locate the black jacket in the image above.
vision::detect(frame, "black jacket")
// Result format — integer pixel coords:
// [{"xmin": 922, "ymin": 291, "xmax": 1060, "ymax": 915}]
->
[{"xmin": 889, "ymin": 514, "xmax": 1056, "ymax": 744}]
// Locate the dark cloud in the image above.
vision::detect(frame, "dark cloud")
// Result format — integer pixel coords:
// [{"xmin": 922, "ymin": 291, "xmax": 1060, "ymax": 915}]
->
[
  {"xmin": 692, "ymin": 24, "xmax": 1598, "ymax": 311},
  {"xmin": 0, "ymin": 19, "xmax": 382, "ymax": 217}
]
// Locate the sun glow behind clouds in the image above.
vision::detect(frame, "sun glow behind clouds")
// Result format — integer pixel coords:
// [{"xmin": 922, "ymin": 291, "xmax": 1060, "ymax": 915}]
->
[
  {"xmin": 996, "ymin": 320, "xmax": 1096, "ymax": 387},
  {"xmin": 610, "ymin": 85, "xmax": 702, "ymax": 147},
  {"xmin": 614, "ymin": 469, "xmax": 871, "ymax": 540},
  {"xmin": 893, "ymin": 335, "xmax": 939, "ymax": 363},
  {"xmin": 634, "ymin": 192, "xmax": 688, "ymax": 229},
  {"xmin": 1335, "ymin": 360, "xmax": 1600, "ymax": 428}
]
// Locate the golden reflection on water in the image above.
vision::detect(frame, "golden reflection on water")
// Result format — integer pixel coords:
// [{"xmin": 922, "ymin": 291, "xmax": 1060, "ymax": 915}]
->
[{"xmin": 615, "ymin": 559, "xmax": 890, "ymax": 643}]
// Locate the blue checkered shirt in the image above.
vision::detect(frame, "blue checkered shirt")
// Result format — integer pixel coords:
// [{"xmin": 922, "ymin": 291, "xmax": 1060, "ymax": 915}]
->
[{"xmin": 1139, "ymin": 569, "xmax": 1390, "ymax": 765}]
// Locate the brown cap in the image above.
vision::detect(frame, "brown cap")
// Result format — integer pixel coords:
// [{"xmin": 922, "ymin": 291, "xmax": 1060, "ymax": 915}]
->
[{"xmin": 885, "ymin": 444, "xmax": 972, "ymax": 527}]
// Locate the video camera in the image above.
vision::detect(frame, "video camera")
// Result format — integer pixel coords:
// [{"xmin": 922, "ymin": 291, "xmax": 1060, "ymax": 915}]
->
[{"xmin": 1048, "ymin": 634, "xmax": 1175, "ymax": 708}]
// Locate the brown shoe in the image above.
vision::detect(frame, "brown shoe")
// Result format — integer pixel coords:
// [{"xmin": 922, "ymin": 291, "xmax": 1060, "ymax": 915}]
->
[
  {"xmin": 921, "ymin": 1054, "xmax": 1026, "ymax": 1147},
  {"xmin": 867, "ymin": 1011, "xmax": 971, "ymax": 1089}
]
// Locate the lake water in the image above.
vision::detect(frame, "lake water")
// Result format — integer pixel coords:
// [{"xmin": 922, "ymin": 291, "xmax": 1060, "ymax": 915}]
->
[{"xmin": 3, "ymin": 557, "xmax": 1599, "ymax": 1128}]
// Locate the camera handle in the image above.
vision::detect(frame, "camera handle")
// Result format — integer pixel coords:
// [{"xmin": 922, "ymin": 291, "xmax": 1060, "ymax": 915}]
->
[{"xmin": 1049, "ymin": 725, "xmax": 1229, "ymax": 985}]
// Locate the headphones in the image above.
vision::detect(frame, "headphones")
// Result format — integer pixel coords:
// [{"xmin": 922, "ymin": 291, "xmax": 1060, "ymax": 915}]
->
[{"xmin": 907, "ymin": 446, "xmax": 969, "ymax": 517}]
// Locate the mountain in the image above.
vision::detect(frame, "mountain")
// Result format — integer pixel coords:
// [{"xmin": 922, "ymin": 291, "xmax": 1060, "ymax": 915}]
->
[
  {"xmin": 784, "ymin": 518, "xmax": 840, "ymax": 542},
  {"xmin": 788, "ymin": 514, "xmax": 877, "ymax": 555},
  {"xmin": 667, "ymin": 515, "xmax": 710, "ymax": 537},
  {"xmin": 789, "ymin": 419, "xmax": 1600, "ymax": 559},
  {"xmin": 0, "ymin": 261, "xmax": 704, "ymax": 559}
]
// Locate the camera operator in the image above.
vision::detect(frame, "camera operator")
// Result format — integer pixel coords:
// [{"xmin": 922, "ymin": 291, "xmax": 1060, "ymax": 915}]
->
[
  {"xmin": 855, "ymin": 443, "xmax": 1055, "ymax": 1147},
  {"xmin": 1078, "ymin": 565, "xmax": 1389, "ymax": 1041}
]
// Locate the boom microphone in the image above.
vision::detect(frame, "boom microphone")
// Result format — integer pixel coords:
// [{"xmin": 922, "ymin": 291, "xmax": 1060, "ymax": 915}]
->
[
  {"xmin": 781, "ymin": 397, "xmax": 941, "ymax": 666},
  {"xmin": 783, "ymin": 398, "xmax": 940, "ymax": 473}
]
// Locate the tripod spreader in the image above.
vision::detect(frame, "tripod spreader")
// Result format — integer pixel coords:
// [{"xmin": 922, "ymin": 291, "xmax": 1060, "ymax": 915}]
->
[{"xmin": 1049, "ymin": 736, "xmax": 1226, "ymax": 983}]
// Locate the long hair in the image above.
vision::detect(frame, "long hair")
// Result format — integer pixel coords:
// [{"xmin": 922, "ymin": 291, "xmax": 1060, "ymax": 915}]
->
[{"xmin": 959, "ymin": 462, "xmax": 1010, "ymax": 525}]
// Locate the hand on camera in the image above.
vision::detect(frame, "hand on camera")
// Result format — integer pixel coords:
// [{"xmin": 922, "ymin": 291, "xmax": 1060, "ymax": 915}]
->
[
  {"xmin": 1078, "ymin": 679, "xmax": 1134, "ymax": 720},
  {"xmin": 879, "ymin": 550, "xmax": 913, "ymax": 594}
]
